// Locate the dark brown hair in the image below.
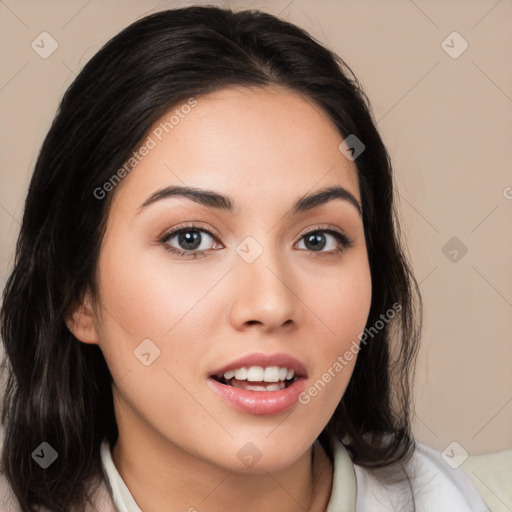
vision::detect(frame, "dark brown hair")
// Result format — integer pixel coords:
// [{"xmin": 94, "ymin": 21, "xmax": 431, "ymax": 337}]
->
[{"xmin": 1, "ymin": 5, "xmax": 421, "ymax": 511}]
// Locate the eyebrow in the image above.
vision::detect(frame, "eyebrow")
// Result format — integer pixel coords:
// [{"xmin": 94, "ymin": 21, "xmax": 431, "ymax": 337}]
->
[{"xmin": 137, "ymin": 184, "xmax": 362, "ymax": 217}]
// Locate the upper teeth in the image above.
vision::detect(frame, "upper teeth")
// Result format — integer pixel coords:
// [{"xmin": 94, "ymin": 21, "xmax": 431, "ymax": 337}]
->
[{"xmin": 223, "ymin": 366, "xmax": 295, "ymax": 382}]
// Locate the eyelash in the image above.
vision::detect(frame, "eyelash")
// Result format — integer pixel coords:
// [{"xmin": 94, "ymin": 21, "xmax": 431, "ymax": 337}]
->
[{"xmin": 159, "ymin": 223, "xmax": 353, "ymax": 260}]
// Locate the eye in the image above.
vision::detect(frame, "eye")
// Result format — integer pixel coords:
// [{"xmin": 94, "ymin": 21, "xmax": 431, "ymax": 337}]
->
[
  {"xmin": 160, "ymin": 224, "xmax": 222, "ymax": 259},
  {"xmin": 295, "ymin": 227, "xmax": 353, "ymax": 257},
  {"xmin": 159, "ymin": 224, "xmax": 353, "ymax": 259}
]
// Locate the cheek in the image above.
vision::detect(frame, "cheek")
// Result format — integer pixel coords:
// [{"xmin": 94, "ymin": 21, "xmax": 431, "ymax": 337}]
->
[
  {"xmin": 93, "ymin": 235, "xmax": 229, "ymax": 382},
  {"xmin": 316, "ymin": 252, "xmax": 372, "ymax": 348},
  {"xmin": 336, "ymin": 275, "xmax": 372, "ymax": 342},
  {"xmin": 97, "ymin": 235, "xmax": 203, "ymax": 335},
  {"xmin": 304, "ymin": 253, "xmax": 372, "ymax": 403}
]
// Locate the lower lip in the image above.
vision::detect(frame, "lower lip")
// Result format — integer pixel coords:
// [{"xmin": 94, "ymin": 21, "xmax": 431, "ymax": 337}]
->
[{"xmin": 208, "ymin": 377, "xmax": 307, "ymax": 416}]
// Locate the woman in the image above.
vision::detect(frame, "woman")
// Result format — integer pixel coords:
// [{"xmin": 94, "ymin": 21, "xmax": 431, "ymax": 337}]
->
[{"xmin": 0, "ymin": 5, "xmax": 490, "ymax": 512}]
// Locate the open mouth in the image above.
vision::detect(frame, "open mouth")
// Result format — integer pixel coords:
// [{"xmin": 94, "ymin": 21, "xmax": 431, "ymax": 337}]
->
[
  {"xmin": 210, "ymin": 365, "xmax": 302, "ymax": 392},
  {"xmin": 212, "ymin": 374, "xmax": 298, "ymax": 392},
  {"xmin": 207, "ymin": 361, "xmax": 308, "ymax": 415}
]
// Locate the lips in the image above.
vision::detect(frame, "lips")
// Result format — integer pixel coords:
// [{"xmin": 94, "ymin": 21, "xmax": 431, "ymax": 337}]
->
[
  {"xmin": 208, "ymin": 352, "xmax": 308, "ymax": 415},
  {"xmin": 209, "ymin": 352, "xmax": 308, "ymax": 380}
]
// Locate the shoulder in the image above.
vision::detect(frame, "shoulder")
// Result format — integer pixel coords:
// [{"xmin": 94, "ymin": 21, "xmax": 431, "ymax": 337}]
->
[
  {"xmin": 403, "ymin": 442, "xmax": 491, "ymax": 511},
  {"xmin": 333, "ymin": 439, "xmax": 491, "ymax": 512},
  {"xmin": 460, "ymin": 447, "xmax": 512, "ymax": 512},
  {"xmin": 0, "ymin": 464, "xmax": 116, "ymax": 512},
  {"xmin": 0, "ymin": 424, "xmax": 116, "ymax": 512},
  {"xmin": 0, "ymin": 470, "xmax": 19, "ymax": 511}
]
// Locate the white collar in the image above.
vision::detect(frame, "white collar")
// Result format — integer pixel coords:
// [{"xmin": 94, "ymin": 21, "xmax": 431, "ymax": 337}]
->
[
  {"xmin": 100, "ymin": 438, "xmax": 357, "ymax": 512},
  {"xmin": 100, "ymin": 441, "xmax": 142, "ymax": 512}
]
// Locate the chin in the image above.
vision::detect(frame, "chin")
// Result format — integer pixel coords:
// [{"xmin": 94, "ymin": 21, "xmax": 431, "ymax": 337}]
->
[{"xmin": 206, "ymin": 435, "xmax": 314, "ymax": 474}]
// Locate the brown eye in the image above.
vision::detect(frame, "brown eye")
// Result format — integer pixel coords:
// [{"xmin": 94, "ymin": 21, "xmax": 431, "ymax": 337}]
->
[
  {"xmin": 160, "ymin": 225, "xmax": 221, "ymax": 257},
  {"xmin": 296, "ymin": 229, "xmax": 352, "ymax": 256}
]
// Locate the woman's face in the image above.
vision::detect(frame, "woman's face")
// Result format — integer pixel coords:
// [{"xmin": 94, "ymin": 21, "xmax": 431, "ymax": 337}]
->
[{"xmin": 78, "ymin": 86, "xmax": 372, "ymax": 472}]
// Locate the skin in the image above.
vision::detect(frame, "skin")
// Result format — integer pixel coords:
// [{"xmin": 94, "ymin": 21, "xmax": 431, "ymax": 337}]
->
[{"xmin": 68, "ymin": 85, "xmax": 372, "ymax": 512}]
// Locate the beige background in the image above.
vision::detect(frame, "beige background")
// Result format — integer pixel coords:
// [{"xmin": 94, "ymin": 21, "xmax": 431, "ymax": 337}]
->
[{"xmin": 0, "ymin": 0, "xmax": 511, "ymax": 457}]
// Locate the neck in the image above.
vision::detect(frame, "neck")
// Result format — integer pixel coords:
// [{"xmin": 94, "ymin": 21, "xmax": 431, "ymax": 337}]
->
[{"xmin": 111, "ymin": 424, "xmax": 333, "ymax": 512}]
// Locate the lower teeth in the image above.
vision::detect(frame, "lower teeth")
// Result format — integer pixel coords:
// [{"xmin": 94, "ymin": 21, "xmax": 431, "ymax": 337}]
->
[{"xmin": 229, "ymin": 379, "xmax": 289, "ymax": 391}]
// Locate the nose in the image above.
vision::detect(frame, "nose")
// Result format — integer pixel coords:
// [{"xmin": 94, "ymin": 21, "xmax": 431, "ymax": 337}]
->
[{"xmin": 228, "ymin": 243, "xmax": 301, "ymax": 332}]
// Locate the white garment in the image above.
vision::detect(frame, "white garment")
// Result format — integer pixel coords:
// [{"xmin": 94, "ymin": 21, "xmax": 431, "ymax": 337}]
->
[{"xmin": 100, "ymin": 439, "xmax": 490, "ymax": 512}]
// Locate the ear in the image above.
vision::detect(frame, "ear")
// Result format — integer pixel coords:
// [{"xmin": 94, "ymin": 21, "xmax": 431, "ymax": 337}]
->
[{"xmin": 65, "ymin": 287, "xmax": 100, "ymax": 345}]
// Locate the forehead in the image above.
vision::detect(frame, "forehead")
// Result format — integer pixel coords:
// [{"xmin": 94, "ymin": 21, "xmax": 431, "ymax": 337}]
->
[{"xmin": 110, "ymin": 85, "xmax": 361, "ymax": 214}]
